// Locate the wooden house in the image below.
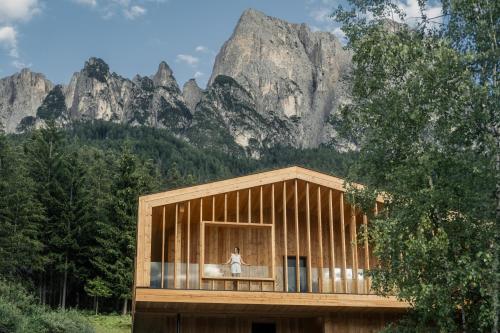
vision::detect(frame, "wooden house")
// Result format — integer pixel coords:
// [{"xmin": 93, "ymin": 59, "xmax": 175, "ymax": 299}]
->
[{"xmin": 133, "ymin": 166, "xmax": 407, "ymax": 332}]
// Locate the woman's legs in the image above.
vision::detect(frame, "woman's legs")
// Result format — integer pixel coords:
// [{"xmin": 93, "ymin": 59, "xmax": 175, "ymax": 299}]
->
[{"xmin": 231, "ymin": 273, "xmax": 240, "ymax": 290}]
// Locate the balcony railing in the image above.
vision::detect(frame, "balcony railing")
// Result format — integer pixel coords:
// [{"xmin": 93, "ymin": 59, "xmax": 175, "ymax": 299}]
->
[{"xmin": 150, "ymin": 261, "xmax": 373, "ymax": 294}]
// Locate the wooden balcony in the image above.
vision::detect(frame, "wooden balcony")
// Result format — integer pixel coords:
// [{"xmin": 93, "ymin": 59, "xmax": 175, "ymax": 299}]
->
[
  {"xmin": 134, "ymin": 288, "xmax": 407, "ymax": 316},
  {"xmin": 134, "ymin": 167, "xmax": 407, "ymax": 313}
]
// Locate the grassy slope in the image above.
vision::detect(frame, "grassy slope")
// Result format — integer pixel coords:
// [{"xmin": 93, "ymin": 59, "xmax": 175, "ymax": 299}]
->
[{"xmin": 85, "ymin": 314, "xmax": 132, "ymax": 333}]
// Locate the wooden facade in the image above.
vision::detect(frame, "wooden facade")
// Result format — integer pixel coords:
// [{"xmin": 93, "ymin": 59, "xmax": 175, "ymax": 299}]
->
[{"xmin": 133, "ymin": 167, "xmax": 407, "ymax": 332}]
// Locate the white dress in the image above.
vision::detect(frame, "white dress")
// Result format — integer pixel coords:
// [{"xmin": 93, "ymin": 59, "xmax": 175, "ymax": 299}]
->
[{"xmin": 230, "ymin": 253, "xmax": 242, "ymax": 274}]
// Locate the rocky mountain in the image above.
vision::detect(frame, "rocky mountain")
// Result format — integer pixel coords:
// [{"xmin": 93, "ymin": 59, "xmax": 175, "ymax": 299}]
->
[
  {"xmin": 0, "ymin": 9, "xmax": 352, "ymax": 155},
  {"xmin": 209, "ymin": 8, "xmax": 351, "ymax": 148},
  {"xmin": 0, "ymin": 69, "xmax": 53, "ymax": 133}
]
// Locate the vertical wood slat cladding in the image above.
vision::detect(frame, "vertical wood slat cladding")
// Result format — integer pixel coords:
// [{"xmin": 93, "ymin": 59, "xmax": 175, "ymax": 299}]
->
[
  {"xmin": 146, "ymin": 177, "xmax": 374, "ymax": 295},
  {"xmin": 339, "ymin": 193, "xmax": 348, "ymax": 292},
  {"xmin": 283, "ymin": 181, "xmax": 288, "ymax": 292},
  {"xmin": 305, "ymin": 182, "xmax": 312, "ymax": 292},
  {"xmin": 350, "ymin": 205, "xmax": 358, "ymax": 294},
  {"xmin": 133, "ymin": 313, "xmax": 397, "ymax": 333},
  {"xmin": 161, "ymin": 206, "xmax": 165, "ymax": 289},
  {"xmin": 317, "ymin": 186, "xmax": 324, "ymax": 293},
  {"xmin": 294, "ymin": 180, "xmax": 300, "ymax": 292},
  {"xmin": 328, "ymin": 189, "xmax": 335, "ymax": 293}
]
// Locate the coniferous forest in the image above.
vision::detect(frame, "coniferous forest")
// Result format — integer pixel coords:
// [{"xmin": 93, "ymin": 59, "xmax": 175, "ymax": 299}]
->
[{"xmin": 0, "ymin": 120, "xmax": 354, "ymax": 324}]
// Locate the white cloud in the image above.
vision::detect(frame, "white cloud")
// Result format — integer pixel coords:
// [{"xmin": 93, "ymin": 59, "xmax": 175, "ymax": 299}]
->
[
  {"xmin": 194, "ymin": 71, "xmax": 203, "ymax": 78},
  {"xmin": 72, "ymin": 1, "xmax": 155, "ymax": 20},
  {"xmin": 0, "ymin": 0, "xmax": 41, "ymax": 23},
  {"xmin": 397, "ymin": 0, "xmax": 442, "ymax": 23},
  {"xmin": 12, "ymin": 59, "xmax": 30, "ymax": 69},
  {"xmin": 124, "ymin": 5, "xmax": 146, "ymax": 19},
  {"xmin": 310, "ymin": 7, "xmax": 331, "ymax": 23},
  {"xmin": 195, "ymin": 45, "xmax": 208, "ymax": 53},
  {"xmin": 0, "ymin": 26, "xmax": 18, "ymax": 57},
  {"xmin": 73, "ymin": 0, "xmax": 98, "ymax": 7},
  {"xmin": 332, "ymin": 26, "xmax": 346, "ymax": 42},
  {"xmin": 0, "ymin": 26, "xmax": 16, "ymax": 48},
  {"xmin": 176, "ymin": 54, "xmax": 199, "ymax": 67}
]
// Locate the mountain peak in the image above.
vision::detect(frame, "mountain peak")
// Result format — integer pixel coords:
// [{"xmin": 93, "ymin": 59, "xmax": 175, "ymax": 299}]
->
[
  {"xmin": 240, "ymin": 8, "xmax": 267, "ymax": 19},
  {"xmin": 182, "ymin": 78, "xmax": 203, "ymax": 113},
  {"xmin": 82, "ymin": 57, "xmax": 110, "ymax": 83},
  {"xmin": 152, "ymin": 61, "xmax": 179, "ymax": 91}
]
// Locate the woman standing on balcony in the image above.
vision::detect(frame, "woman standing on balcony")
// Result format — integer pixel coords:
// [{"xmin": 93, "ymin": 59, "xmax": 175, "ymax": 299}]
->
[{"xmin": 225, "ymin": 247, "xmax": 249, "ymax": 290}]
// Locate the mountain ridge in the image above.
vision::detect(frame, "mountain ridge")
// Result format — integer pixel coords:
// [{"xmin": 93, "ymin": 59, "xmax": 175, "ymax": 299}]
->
[{"xmin": 0, "ymin": 8, "xmax": 351, "ymax": 155}]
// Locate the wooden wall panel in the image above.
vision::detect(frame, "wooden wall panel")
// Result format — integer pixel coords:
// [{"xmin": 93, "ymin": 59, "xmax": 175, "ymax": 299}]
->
[{"xmin": 323, "ymin": 312, "xmax": 400, "ymax": 333}]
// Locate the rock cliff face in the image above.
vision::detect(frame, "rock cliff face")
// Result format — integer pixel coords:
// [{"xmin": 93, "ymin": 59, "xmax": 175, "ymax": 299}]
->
[
  {"xmin": 209, "ymin": 8, "xmax": 352, "ymax": 148},
  {"xmin": 64, "ymin": 58, "xmax": 191, "ymax": 132},
  {"xmin": 182, "ymin": 79, "xmax": 203, "ymax": 113},
  {"xmin": 0, "ymin": 9, "xmax": 352, "ymax": 154},
  {"xmin": 0, "ymin": 69, "xmax": 53, "ymax": 133}
]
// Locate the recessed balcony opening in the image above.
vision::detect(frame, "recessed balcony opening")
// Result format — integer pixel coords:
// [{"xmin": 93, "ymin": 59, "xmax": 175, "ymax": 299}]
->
[{"xmin": 148, "ymin": 178, "xmax": 376, "ymax": 294}]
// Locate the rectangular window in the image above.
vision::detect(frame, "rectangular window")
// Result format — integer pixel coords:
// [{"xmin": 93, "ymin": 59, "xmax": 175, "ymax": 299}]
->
[{"xmin": 286, "ymin": 256, "xmax": 307, "ymax": 292}]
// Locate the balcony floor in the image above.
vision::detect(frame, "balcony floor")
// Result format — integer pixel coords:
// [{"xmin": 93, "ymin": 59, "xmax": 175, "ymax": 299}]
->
[{"xmin": 134, "ymin": 288, "xmax": 409, "ymax": 316}]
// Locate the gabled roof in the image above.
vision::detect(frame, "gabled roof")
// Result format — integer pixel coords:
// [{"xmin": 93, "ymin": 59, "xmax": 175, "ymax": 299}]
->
[{"xmin": 140, "ymin": 166, "xmax": 382, "ymax": 208}]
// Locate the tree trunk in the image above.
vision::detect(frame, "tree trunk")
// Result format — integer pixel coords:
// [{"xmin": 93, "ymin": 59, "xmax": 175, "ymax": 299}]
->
[
  {"xmin": 95, "ymin": 296, "xmax": 98, "ymax": 316},
  {"xmin": 61, "ymin": 254, "xmax": 68, "ymax": 309},
  {"xmin": 122, "ymin": 298, "xmax": 128, "ymax": 315},
  {"xmin": 42, "ymin": 273, "xmax": 47, "ymax": 305}
]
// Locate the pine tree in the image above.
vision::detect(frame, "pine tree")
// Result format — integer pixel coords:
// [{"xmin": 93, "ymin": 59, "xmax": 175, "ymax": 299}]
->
[
  {"xmin": 24, "ymin": 121, "xmax": 82, "ymax": 308},
  {"xmin": 0, "ymin": 132, "xmax": 45, "ymax": 280},
  {"xmin": 91, "ymin": 146, "xmax": 156, "ymax": 314}
]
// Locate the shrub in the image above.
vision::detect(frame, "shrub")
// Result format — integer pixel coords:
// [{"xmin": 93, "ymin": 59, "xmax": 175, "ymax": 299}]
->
[{"xmin": 0, "ymin": 279, "xmax": 94, "ymax": 333}]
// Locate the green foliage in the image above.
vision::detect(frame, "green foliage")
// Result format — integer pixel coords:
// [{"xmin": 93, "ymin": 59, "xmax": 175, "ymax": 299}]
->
[
  {"xmin": 0, "ymin": 133, "xmax": 45, "ymax": 278},
  {"xmin": 36, "ymin": 85, "xmax": 67, "ymax": 121},
  {"xmin": 334, "ymin": 0, "xmax": 498, "ymax": 331},
  {"xmin": 84, "ymin": 314, "xmax": 131, "ymax": 333},
  {"xmin": 2, "ymin": 119, "xmax": 355, "ymax": 314},
  {"xmin": 84, "ymin": 278, "xmax": 112, "ymax": 300},
  {"xmin": 83, "ymin": 58, "xmax": 109, "ymax": 83},
  {"xmin": 17, "ymin": 116, "xmax": 36, "ymax": 132},
  {"xmin": 0, "ymin": 279, "xmax": 93, "ymax": 333}
]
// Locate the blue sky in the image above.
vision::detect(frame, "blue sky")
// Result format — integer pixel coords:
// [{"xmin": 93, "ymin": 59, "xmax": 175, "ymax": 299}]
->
[
  {"xmin": 0, "ymin": 0, "xmax": 346, "ymax": 88},
  {"xmin": 0, "ymin": 0, "xmax": 441, "ymax": 88}
]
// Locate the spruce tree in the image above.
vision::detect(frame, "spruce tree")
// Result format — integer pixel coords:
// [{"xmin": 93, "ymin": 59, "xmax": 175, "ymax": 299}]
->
[{"xmin": 0, "ymin": 132, "xmax": 45, "ymax": 280}]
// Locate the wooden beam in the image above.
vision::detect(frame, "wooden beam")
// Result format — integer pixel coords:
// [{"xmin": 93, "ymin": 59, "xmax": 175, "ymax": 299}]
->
[
  {"xmin": 135, "ymin": 288, "xmax": 409, "ymax": 310},
  {"xmin": 271, "ymin": 184, "xmax": 276, "ymax": 291},
  {"xmin": 203, "ymin": 221, "xmax": 272, "ymax": 228},
  {"xmin": 199, "ymin": 198, "xmax": 203, "ymax": 290},
  {"xmin": 212, "ymin": 196, "xmax": 215, "ymax": 222},
  {"xmin": 186, "ymin": 201, "xmax": 191, "ymax": 289},
  {"xmin": 339, "ymin": 193, "xmax": 347, "ymax": 293},
  {"xmin": 283, "ymin": 182, "xmax": 288, "ymax": 293},
  {"xmin": 351, "ymin": 205, "xmax": 358, "ymax": 294},
  {"xmin": 201, "ymin": 276, "xmax": 275, "ymax": 282},
  {"xmin": 317, "ymin": 187, "xmax": 324, "ymax": 293},
  {"xmin": 144, "ymin": 207, "xmax": 152, "ymax": 287},
  {"xmin": 363, "ymin": 214, "xmax": 370, "ymax": 293},
  {"xmin": 248, "ymin": 189, "xmax": 252, "ymax": 223},
  {"xmin": 161, "ymin": 205, "xmax": 166, "ymax": 289},
  {"xmin": 142, "ymin": 166, "xmax": 385, "ymax": 208},
  {"xmin": 236, "ymin": 191, "xmax": 239, "ymax": 223},
  {"xmin": 328, "ymin": 190, "xmax": 336, "ymax": 293},
  {"xmin": 174, "ymin": 203, "xmax": 178, "ymax": 289},
  {"xmin": 294, "ymin": 179, "xmax": 300, "ymax": 292},
  {"xmin": 306, "ymin": 182, "xmax": 312, "ymax": 292},
  {"xmin": 260, "ymin": 186, "xmax": 263, "ymax": 224},
  {"xmin": 224, "ymin": 193, "xmax": 228, "ymax": 222}
]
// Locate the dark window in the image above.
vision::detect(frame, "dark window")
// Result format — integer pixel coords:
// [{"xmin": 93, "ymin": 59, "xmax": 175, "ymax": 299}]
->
[
  {"xmin": 252, "ymin": 322, "xmax": 276, "ymax": 333},
  {"xmin": 286, "ymin": 256, "xmax": 307, "ymax": 292}
]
